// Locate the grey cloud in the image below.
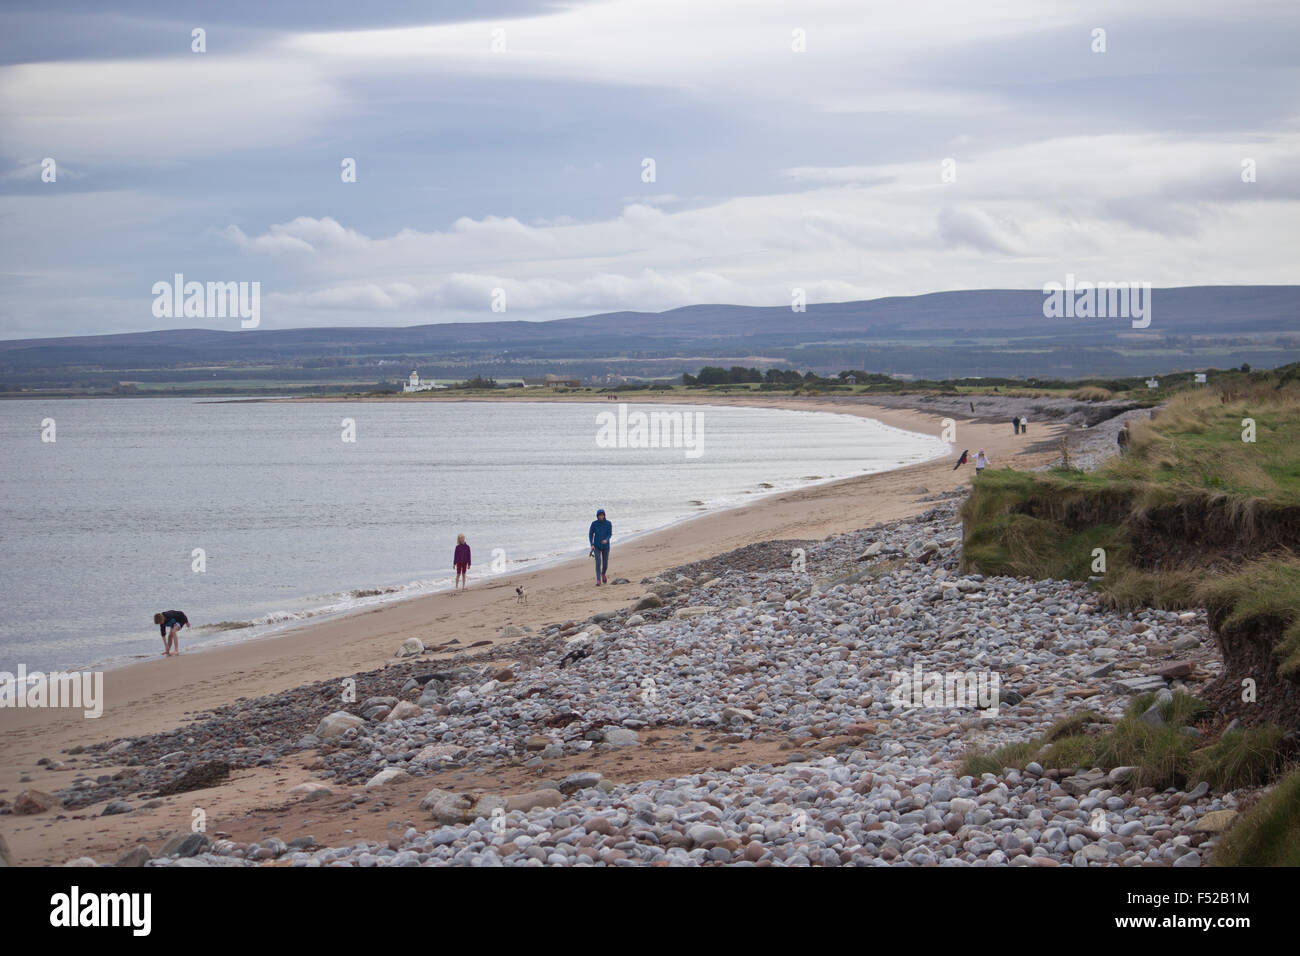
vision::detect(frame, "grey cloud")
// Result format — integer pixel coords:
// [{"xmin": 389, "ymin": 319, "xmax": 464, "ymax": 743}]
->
[{"xmin": 936, "ymin": 206, "xmax": 1025, "ymax": 255}]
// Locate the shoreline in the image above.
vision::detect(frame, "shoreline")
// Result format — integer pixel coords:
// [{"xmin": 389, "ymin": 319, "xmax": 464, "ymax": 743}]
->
[
  {"xmin": 0, "ymin": 394, "xmax": 1067, "ymax": 864},
  {"xmin": 14, "ymin": 399, "xmax": 947, "ymax": 678}
]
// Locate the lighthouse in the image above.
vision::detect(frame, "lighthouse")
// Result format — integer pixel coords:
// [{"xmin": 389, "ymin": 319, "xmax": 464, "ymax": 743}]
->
[{"xmin": 403, "ymin": 370, "xmax": 445, "ymax": 393}]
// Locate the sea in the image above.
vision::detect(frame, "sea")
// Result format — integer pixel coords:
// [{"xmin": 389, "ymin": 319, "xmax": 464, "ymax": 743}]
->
[{"xmin": 0, "ymin": 398, "xmax": 948, "ymax": 673}]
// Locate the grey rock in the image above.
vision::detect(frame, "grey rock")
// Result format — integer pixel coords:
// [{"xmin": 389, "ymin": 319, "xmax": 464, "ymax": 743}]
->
[
  {"xmin": 1182, "ymin": 782, "xmax": 1210, "ymax": 803},
  {"xmin": 559, "ymin": 772, "xmax": 603, "ymax": 794},
  {"xmin": 160, "ymin": 832, "xmax": 210, "ymax": 858},
  {"xmin": 687, "ymin": 824, "xmax": 727, "ymax": 846},
  {"xmin": 396, "ymin": 637, "xmax": 425, "ymax": 658},
  {"xmin": 1113, "ymin": 675, "xmax": 1167, "ymax": 695},
  {"xmin": 114, "ymin": 846, "xmax": 152, "ymax": 868},
  {"xmin": 314, "ymin": 711, "xmax": 366, "ymax": 739},
  {"xmin": 1139, "ymin": 703, "xmax": 1166, "ymax": 728}
]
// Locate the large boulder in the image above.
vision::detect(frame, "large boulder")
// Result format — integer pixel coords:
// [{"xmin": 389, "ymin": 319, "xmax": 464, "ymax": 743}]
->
[
  {"xmin": 396, "ymin": 637, "xmax": 425, "ymax": 658},
  {"xmin": 159, "ymin": 832, "xmax": 210, "ymax": 858},
  {"xmin": 1060, "ymin": 770, "xmax": 1108, "ymax": 797},
  {"xmin": 314, "ymin": 711, "xmax": 365, "ymax": 739},
  {"xmin": 114, "ymin": 846, "xmax": 152, "ymax": 868},
  {"xmin": 1194, "ymin": 809, "xmax": 1238, "ymax": 833},
  {"xmin": 365, "ymin": 768, "xmax": 411, "ymax": 789},
  {"xmin": 383, "ymin": 701, "xmax": 422, "ymax": 723},
  {"xmin": 471, "ymin": 794, "xmax": 509, "ymax": 820},
  {"xmin": 686, "ymin": 824, "xmax": 727, "ymax": 846},
  {"xmin": 14, "ymin": 790, "xmax": 60, "ymax": 816},
  {"xmin": 503, "ymin": 789, "xmax": 565, "ymax": 813},
  {"xmin": 419, "ymin": 788, "xmax": 473, "ymax": 824}
]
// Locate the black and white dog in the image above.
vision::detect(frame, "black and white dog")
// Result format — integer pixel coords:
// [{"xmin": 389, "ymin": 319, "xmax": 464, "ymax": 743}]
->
[{"xmin": 515, "ymin": 586, "xmax": 527, "ymax": 605}]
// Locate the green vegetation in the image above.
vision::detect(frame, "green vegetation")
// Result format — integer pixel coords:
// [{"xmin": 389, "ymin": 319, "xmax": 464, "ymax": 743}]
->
[
  {"xmin": 961, "ymin": 694, "xmax": 1287, "ymax": 792},
  {"xmin": 1210, "ymin": 768, "xmax": 1300, "ymax": 866},
  {"xmin": 959, "ymin": 365, "xmax": 1300, "ymax": 856},
  {"xmin": 962, "ymin": 367, "xmax": 1300, "ymax": 611},
  {"xmin": 673, "ymin": 366, "xmax": 1294, "ymax": 403},
  {"xmin": 1199, "ymin": 557, "xmax": 1300, "ymax": 678}
]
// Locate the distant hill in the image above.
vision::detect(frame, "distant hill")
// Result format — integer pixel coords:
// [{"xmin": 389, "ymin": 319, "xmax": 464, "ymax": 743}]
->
[{"xmin": 2, "ymin": 286, "xmax": 1296, "ymax": 389}]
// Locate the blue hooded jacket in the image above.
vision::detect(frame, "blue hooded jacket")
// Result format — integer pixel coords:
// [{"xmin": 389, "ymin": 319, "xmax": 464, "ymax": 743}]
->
[{"xmin": 589, "ymin": 517, "xmax": 612, "ymax": 550}]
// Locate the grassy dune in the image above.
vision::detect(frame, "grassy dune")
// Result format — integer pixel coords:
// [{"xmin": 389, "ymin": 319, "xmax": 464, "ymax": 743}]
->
[{"xmin": 958, "ymin": 366, "xmax": 1300, "ymax": 864}]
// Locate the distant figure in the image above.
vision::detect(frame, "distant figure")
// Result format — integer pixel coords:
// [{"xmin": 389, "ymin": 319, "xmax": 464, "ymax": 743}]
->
[
  {"xmin": 1117, "ymin": 422, "xmax": 1130, "ymax": 456},
  {"xmin": 975, "ymin": 449, "xmax": 990, "ymax": 476},
  {"xmin": 154, "ymin": 610, "xmax": 189, "ymax": 656},
  {"xmin": 1012, "ymin": 416, "xmax": 1021, "ymax": 435},
  {"xmin": 589, "ymin": 508, "xmax": 612, "ymax": 586},
  {"xmin": 453, "ymin": 534, "xmax": 471, "ymax": 591},
  {"xmin": 969, "ymin": 401, "xmax": 975, "ymax": 414},
  {"xmin": 953, "ymin": 449, "xmax": 970, "ymax": 470},
  {"xmin": 1020, "ymin": 416, "xmax": 1028, "ymax": 435}
]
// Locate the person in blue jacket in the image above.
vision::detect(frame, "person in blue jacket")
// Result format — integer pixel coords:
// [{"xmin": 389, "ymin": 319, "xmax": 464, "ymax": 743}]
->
[{"xmin": 588, "ymin": 508, "xmax": 612, "ymax": 585}]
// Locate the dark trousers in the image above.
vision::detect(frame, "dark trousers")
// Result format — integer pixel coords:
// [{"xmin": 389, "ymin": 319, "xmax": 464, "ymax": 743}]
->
[{"xmin": 593, "ymin": 547, "xmax": 609, "ymax": 579}]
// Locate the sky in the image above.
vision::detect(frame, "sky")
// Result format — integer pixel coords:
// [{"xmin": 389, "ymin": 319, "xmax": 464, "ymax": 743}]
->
[{"xmin": 0, "ymin": 0, "xmax": 1297, "ymax": 338}]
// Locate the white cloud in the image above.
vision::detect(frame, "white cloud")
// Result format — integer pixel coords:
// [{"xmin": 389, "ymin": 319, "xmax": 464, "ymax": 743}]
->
[
  {"xmin": 218, "ymin": 129, "xmax": 1300, "ymax": 326},
  {"xmin": 3, "ymin": 0, "xmax": 1297, "ymax": 336},
  {"xmin": 0, "ymin": 56, "xmax": 338, "ymax": 161}
]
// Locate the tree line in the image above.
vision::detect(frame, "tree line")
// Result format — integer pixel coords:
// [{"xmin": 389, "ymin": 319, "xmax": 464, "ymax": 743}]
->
[{"xmin": 681, "ymin": 367, "xmax": 894, "ymax": 386}]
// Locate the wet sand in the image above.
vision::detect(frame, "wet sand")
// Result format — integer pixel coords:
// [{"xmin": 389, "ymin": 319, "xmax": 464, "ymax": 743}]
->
[{"xmin": 0, "ymin": 394, "xmax": 1065, "ymax": 864}]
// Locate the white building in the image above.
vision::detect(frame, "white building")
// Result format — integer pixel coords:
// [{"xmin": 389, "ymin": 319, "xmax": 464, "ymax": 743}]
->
[{"xmin": 403, "ymin": 370, "xmax": 445, "ymax": 393}]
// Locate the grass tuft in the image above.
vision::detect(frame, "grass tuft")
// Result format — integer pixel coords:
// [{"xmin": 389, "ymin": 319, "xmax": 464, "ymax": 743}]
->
[
  {"xmin": 1198, "ymin": 556, "xmax": 1300, "ymax": 677},
  {"xmin": 1210, "ymin": 767, "xmax": 1300, "ymax": 866}
]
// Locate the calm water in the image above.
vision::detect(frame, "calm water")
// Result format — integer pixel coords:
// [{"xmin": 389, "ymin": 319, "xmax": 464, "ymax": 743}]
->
[{"xmin": 0, "ymin": 398, "xmax": 947, "ymax": 672}]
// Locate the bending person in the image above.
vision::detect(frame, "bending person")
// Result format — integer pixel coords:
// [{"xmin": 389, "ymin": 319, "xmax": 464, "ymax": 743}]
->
[{"xmin": 154, "ymin": 609, "xmax": 189, "ymax": 656}]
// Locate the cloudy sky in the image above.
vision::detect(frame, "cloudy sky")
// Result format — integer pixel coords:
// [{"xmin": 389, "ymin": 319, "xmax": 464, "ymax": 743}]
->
[{"xmin": 1, "ymin": 0, "xmax": 1296, "ymax": 338}]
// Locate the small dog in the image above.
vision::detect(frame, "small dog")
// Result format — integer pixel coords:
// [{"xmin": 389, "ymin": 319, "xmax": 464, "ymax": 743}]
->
[{"xmin": 515, "ymin": 586, "xmax": 527, "ymax": 605}]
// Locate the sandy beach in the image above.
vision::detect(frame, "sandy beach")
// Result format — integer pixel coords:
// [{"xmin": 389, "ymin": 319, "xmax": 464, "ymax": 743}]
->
[{"xmin": 0, "ymin": 395, "xmax": 1066, "ymax": 864}]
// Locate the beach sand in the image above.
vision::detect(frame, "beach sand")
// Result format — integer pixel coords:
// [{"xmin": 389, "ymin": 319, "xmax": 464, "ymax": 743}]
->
[{"xmin": 0, "ymin": 395, "xmax": 1067, "ymax": 864}]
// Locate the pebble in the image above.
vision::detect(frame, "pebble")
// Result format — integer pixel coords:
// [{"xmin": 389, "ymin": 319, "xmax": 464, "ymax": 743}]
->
[{"xmin": 82, "ymin": 496, "xmax": 1234, "ymax": 867}]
